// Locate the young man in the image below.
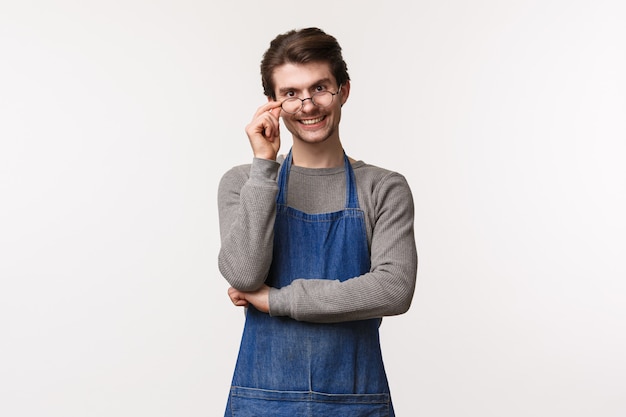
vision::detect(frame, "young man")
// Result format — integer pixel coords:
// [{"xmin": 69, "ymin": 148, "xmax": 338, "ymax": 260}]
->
[{"xmin": 218, "ymin": 27, "xmax": 417, "ymax": 417}]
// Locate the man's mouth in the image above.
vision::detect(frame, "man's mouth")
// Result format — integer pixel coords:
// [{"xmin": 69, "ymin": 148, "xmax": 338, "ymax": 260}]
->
[{"xmin": 300, "ymin": 116, "xmax": 325, "ymax": 125}]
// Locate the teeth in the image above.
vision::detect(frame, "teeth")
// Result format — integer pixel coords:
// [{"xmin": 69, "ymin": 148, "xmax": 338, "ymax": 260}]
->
[{"xmin": 301, "ymin": 116, "xmax": 324, "ymax": 125}]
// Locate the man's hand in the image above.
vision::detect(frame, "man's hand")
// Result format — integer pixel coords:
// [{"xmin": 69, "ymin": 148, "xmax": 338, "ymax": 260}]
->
[
  {"xmin": 245, "ymin": 101, "xmax": 282, "ymax": 161},
  {"xmin": 228, "ymin": 285, "xmax": 270, "ymax": 313}
]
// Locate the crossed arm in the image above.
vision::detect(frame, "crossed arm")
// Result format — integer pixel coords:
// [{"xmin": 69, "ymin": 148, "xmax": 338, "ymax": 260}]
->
[{"xmin": 217, "ymin": 159, "xmax": 417, "ymax": 323}]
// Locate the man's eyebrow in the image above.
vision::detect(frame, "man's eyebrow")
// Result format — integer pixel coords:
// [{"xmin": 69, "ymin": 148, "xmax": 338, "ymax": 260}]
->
[{"xmin": 277, "ymin": 78, "xmax": 334, "ymax": 96}]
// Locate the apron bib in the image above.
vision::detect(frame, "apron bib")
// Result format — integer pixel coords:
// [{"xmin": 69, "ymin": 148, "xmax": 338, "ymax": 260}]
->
[{"xmin": 226, "ymin": 150, "xmax": 394, "ymax": 417}]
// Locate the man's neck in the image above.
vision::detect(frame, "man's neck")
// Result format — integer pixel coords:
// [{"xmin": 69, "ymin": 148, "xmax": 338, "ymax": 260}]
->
[{"xmin": 291, "ymin": 140, "xmax": 344, "ymax": 168}]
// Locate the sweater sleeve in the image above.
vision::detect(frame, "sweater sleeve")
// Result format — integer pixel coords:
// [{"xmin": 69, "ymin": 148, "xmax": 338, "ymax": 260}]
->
[
  {"xmin": 268, "ymin": 172, "xmax": 418, "ymax": 323},
  {"xmin": 217, "ymin": 158, "xmax": 280, "ymax": 291}
]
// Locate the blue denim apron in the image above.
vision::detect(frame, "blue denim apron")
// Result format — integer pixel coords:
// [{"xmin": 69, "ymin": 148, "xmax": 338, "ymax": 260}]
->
[{"xmin": 226, "ymin": 150, "xmax": 394, "ymax": 417}]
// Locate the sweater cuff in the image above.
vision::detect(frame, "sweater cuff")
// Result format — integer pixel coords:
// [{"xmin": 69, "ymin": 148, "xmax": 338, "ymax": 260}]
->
[
  {"xmin": 268, "ymin": 286, "xmax": 289, "ymax": 317},
  {"xmin": 250, "ymin": 157, "xmax": 280, "ymax": 183}
]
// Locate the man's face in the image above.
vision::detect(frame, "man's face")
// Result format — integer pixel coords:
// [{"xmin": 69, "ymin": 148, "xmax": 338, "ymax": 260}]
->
[{"xmin": 271, "ymin": 61, "xmax": 349, "ymax": 146}]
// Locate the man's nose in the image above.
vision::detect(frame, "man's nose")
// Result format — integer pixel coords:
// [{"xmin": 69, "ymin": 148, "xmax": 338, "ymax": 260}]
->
[{"xmin": 300, "ymin": 97, "xmax": 315, "ymax": 111}]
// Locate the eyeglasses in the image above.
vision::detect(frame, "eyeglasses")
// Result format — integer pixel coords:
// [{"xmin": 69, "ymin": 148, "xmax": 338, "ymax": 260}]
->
[{"xmin": 280, "ymin": 85, "xmax": 343, "ymax": 114}]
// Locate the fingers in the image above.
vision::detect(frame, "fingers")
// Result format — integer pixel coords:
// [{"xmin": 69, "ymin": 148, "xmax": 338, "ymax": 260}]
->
[
  {"xmin": 227, "ymin": 286, "xmax": 270, "ymax": 313},
  {"xmin": 253, "ymin": 101, "xmax": 282, "ymax": 120},
  {"xmin": 256, "ymin": 102, "xmax": 282, "ymax": 140},
  {"xmin": 228, "ymin": 287, "xmax": 249, "ymax": 307},
  {"xmin": 245, "ymin": 101, "xmax": 283, "ymax": 160}
]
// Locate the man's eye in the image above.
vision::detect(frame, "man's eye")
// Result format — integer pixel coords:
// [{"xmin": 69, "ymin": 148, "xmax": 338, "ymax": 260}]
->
[
  {"xmin": 315, "ymin": 86, "xmax": 325, "ymax": 92},
  {"xmin": 285, "ymin": 91, "xmax": 295, "ymax": 97}
]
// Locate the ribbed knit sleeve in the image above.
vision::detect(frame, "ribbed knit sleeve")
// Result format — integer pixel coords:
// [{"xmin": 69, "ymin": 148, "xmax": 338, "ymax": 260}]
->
[{"xmin": 217, "ymin": 158, "xmax": 280, "ymax": 291}]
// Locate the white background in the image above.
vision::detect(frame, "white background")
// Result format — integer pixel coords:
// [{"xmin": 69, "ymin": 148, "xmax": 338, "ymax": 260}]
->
[{"xmin": 1, "ymin": 1, "xmax": 625, "ymax": 416}]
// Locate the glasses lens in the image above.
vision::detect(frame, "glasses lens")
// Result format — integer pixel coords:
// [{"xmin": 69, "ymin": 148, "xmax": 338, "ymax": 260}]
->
[
  {"xmin": 281, "ymin": 98, "xmax": 301, "ymax": 114},
  {"xmin": 312, "ymin": 91, "xmax": 333, "ymax": 108}
]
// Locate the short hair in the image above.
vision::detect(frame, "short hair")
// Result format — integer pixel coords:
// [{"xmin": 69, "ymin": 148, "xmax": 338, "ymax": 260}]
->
[{"xmin": 260, "ymin": 27, "xmax": 350, "ymax": 99}]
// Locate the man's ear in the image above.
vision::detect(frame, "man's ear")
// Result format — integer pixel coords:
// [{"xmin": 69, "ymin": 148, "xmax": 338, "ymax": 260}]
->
[{"xmin": 340, "ymin": 80, "xmax": 350, "ymax": 106}]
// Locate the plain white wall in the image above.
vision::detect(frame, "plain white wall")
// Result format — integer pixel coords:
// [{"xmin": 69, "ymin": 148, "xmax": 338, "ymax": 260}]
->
[{"xmin": 1, "ymin": 1, "xmax": 624, "ymax": 416}]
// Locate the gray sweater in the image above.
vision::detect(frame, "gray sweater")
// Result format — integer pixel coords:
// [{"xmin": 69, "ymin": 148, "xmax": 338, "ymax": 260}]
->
[{"xmin": 218, "ymin": 156, "xmax": 418, "ymax": 323}]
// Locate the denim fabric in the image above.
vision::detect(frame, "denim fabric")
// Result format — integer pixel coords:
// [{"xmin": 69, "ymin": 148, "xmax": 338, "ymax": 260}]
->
[
  {"xmin": 225, "ymin": 150, "xmax": 394, "ymax": 417},
  {"xmin": 229, "ymin": 387, "xmax": 390, "ymax": 417}
]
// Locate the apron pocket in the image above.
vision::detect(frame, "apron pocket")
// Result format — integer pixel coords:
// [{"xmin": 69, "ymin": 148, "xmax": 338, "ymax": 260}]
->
[{"xmin": 230, "ymin": 386, "xmax": 390, "ymax": 417}]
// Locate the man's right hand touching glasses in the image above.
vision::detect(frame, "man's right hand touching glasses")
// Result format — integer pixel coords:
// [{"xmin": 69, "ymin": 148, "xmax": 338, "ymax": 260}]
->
[{"xmin": 245, "ymin": 101, "xmax": 283, "ymax": 161}]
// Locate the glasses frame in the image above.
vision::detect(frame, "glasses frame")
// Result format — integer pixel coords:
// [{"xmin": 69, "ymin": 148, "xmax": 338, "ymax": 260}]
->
[{"xmin": 280, "ymin": 84, "xmax": 343, "ymax": 114}]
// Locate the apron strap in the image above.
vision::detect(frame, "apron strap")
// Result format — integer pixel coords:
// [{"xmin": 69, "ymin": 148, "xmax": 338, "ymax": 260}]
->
[
  {"xmin": 275, "ymin": 150, "xmax": 292, "ymax": 206},
  {"xmin": 344, "ymin": 153, "xmax": 359, "ymax": 209}
]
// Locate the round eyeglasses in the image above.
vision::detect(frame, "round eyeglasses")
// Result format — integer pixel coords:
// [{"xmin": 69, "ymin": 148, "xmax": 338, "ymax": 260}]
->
[{"xmin": 280, "ymin": 85, "xmax": 342, "ymax": 114}]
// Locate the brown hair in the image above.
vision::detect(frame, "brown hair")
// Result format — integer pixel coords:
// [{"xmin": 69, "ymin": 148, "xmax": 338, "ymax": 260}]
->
[{"xmin": 260, "ymin": 27, "xmax": 350, "ymax": 99}]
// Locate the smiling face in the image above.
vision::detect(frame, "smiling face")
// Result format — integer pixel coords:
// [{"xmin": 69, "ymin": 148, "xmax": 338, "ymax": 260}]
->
[{"xmin": 271, "ymin": 61, "xmax": 350, "ymax": 147}]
